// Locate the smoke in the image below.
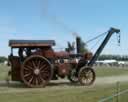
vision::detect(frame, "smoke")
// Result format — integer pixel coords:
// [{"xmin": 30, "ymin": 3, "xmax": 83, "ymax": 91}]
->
[{"xmin": 40, "ymin": 0, "xmax": 79, "ymax": 37}]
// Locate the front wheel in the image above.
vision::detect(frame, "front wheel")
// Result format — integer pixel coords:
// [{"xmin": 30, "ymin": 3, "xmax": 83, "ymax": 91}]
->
[{"xmin": 78, "ymin": 67, "xmax": 95, "ymax": 86}]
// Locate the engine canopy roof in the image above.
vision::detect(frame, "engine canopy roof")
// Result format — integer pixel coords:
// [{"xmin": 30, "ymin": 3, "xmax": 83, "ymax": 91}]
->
[{"xmin": 9, "ymin": 40, "xmax": 56, "ymax": 48}]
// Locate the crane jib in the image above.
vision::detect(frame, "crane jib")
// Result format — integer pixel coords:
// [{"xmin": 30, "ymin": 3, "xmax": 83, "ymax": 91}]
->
[{"xmin": 88, "ymin": 27, "xmax": 120, "ymax": 66}]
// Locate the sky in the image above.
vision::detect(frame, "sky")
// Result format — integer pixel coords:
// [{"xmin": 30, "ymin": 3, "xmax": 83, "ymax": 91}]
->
[{"xmin": 0, "ymin": 0, "xmax": 128, "ymax": 56}]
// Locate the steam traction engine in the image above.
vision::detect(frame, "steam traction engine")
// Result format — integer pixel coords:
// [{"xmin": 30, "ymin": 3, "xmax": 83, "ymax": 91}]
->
[{"xmin": 8, "ymin": 28, "xmax": 120, "ymax": 87}]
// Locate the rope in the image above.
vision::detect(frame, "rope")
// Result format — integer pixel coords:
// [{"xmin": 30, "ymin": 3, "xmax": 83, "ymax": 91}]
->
[
  {"xmin": 90, "ymin": 36, "xmax": 104, "ymax": 50},
  {"xmin": 89, "ymin": 32, "xmax": 107, "ymax": 50},
  {"xmin": 86, "ymin": 31, "xmax": 108, "ymax": 44},
  {"xmin": 98, "ymin": 88, "xmax": 128, "ymax": 102}
]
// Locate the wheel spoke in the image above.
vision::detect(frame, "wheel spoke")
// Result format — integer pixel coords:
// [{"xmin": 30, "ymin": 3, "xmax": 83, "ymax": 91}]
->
[
  {"xmin": 42, "ymin": 72, "xmax": 49, "ymax": 77},
  {"xmin": 32, "ymin": 76, "xmax": 39, "ymax": 85},
  {"xmin": 41, "ymin": 70, "xmax": 49, "ymax": 73},
  {"xmin": 41, "ymin": 73, "xmax": 49, "ymax": 80},
  {"xmin": 37, "ymin": 60, "xmax": 41, "ymax": 68},
  {"xmin": 32, "ymin": 61, "xmax": 37, "ymax": 68},
  {"xmin": 39, "ymin": 61, "xmax": 45, "ymax": 67},
  {"xmin": 24, "ymin": 65, "xmax": 33, "ymax": 70},
  {"xmin": 35, "ymin": 59, "xmax": 38, "ymax": 66},
  {"xmin": 87, "ymin": 70, "xmax": 92, "ymax": 75},
  {"xmin": 24, "ymin": 73, "xmax": 32, "ymax": 78},
  {"xmin": 28, "ymin": 76, "xmax": 33, "ymax": 84},
  {"xmin": 27, "ymin": 62, "xmax": 33, "ymax": 68},
  {"xmin": 40, "ymin": 66, "xmax": 49, "ymax": 72},
  {"xmin": 36, "ymin": 76, "xmax": 41, "ymax": 84},
  {"xmin": 40, "ymin": 64, "xmax": 47, "ymax": 70},
  {"xmin": 39, "ymin": 74, "xmax": 46, "ymax": 83},
  {"xmin": 88, "ymin": 73, "xmax": 93, "ymax": 78}
]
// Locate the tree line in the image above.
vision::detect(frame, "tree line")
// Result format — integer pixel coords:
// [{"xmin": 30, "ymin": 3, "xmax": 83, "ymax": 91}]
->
[
  {"xmin": 98, "ymin": 55, "xmax": 128, "ymax": 61},
  {"xmin": 0, "ymin": 57, "xmax": 7, "ymax": 63}
]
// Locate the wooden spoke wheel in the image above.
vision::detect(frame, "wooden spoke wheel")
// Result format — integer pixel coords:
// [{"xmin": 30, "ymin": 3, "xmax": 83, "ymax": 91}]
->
[
  {"xmin": 21, "ymin": 55, "xmax": 53, "ymax": 88},
  {"xmin": 78, "ymin": 67, "xmax": 95, "ymax": 86}
]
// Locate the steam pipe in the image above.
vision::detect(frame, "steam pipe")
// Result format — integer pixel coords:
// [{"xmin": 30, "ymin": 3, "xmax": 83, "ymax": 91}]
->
[{"xmin": 76, "ymin": 36, "xmax": 81, "ymax": 54}]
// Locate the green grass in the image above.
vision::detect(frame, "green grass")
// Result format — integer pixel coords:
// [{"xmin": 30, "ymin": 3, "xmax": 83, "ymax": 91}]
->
[
  {"xmin": 0, "ymin": 64, "xmax": 128, "ymax": 102},
  {"xmin": 95, "ymin": 66, "xmax": 128, "ymax": 77},
  {"xmin": 0, "ymin": 82, "xmax": 127, "ymax": 102},
  {"xmin": 98, "ymin": 82, "xmax": 128, "ymax": 102},
  {"xmin": 119, "ymin": 91, "xmax": 128, "ymax": 102},
  {"xmin": 0, "ymin": 64, "xmax": 9, "ymax": 80}
]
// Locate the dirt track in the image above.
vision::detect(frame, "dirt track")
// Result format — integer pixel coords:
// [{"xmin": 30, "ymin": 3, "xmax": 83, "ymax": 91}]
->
[{"xmin": 0, "ymin": 75, "xmax": 128, "ymax": 94}]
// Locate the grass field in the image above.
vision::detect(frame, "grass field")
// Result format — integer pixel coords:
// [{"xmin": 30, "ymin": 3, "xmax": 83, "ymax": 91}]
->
[
  {"xmin": 0, "ymin": 81, "xmax": 128, "ymax": 102},
  {"xmin": 95, "ymin": 66, "xmax": 128, "ymax": 77},
  {"xmin": 0, "ymin": 64, "xmax": 128, "ymax": 102}
]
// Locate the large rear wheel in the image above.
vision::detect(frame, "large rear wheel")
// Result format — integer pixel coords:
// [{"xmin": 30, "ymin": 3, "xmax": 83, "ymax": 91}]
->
[
  {"xmin": 78, "ymin": 67, "xmax": 95, "ymax": 86},
  {"xmin": 21, "ymin": 55, "xmax": 53, "ymax": 88}
]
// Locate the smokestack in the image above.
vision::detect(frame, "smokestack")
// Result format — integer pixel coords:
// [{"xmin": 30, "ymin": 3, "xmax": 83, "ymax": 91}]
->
[{"xmin": 76, "ymin": 36, "xmax": 81, "ymax": 54}]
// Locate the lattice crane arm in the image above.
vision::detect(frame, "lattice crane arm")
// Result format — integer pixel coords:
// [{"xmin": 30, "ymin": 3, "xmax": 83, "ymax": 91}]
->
[{"xmin": 88, "ymin": 27, "xmax": 120, "ymax": 66}]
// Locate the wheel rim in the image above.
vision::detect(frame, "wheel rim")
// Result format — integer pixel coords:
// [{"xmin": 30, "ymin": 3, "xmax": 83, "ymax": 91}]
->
[
  {"xmin": 78, "ymin": 67, "xmax": 95, "ymax": 86},
  {"xmin": 21, "ymin": 55, "xmax": 53, "ymax": 88}
]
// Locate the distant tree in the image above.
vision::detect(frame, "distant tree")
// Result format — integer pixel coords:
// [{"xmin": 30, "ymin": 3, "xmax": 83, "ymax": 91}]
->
[
  {"xmin": 65, "ymin": 37, "xmax": 88, "ymax": 54},
  {"xmin": 98, "ymin": 54, "xmax": 128, "ymax": 61},
  {"xmin": 65, "ymin": 42, "xmax": 75, "ymax": 53},
  {"xmin": 0, "ymin": 56, "xmax": 7, "ymax": 63},
  {"xmin": 79, "ymin": 38, "xmax": 88, "ymax": 54}
]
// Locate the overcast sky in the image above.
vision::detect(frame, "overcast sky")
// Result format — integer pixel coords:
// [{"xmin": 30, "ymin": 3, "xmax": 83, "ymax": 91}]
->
[{"xmin": 0, "ymin": 0, "xmax": 127, "ymax": 56}]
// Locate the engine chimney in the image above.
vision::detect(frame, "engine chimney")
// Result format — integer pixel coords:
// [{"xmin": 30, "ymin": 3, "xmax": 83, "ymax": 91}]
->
[{"xmin": 76, "ymin": 36, "xmax": 81, "ymax": 54}]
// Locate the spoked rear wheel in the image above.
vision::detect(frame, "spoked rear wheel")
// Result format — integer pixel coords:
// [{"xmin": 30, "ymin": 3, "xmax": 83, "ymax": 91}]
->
[
  {"xmin": 78, "ymin": 67, "xmax": 95, "ymax": 86},
  {"xmin": 21, "ymin": 55, "xmax": 53, "ymax": 88}
]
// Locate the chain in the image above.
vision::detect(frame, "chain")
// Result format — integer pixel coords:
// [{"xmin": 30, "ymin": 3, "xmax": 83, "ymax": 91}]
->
[{"xmin": 116, "ymin": 32, "xmax": 121, "ymax": 46}]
